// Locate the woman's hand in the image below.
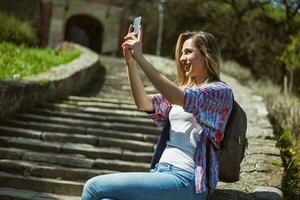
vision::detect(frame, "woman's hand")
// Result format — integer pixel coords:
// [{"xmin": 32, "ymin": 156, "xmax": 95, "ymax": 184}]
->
[
  {"xmin": 122, "ymin": 25, "xmax": 134, "ymax": 64},
  {"xmin": 122, "ymin": 24, "xmax": 143, "ymax": 63}
]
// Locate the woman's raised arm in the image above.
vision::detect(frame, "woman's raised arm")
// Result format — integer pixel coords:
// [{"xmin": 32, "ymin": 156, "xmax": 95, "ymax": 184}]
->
[
  {"xmin": 123, "ymin": 25, "xmax": 184, "ymax": 107},
  {"xmin": 122, "ymin": 24, "xmax": 153, "ymax": 112},
  {"xmin": 126, "ymin": 60, "xmax": 153, "ymax": 112}
]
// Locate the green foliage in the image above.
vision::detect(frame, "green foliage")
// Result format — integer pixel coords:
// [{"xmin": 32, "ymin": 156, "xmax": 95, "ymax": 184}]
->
[
  {"xmin": 264, "ymin": 4, "xmax": 286, "ymax": 22},
  {"xmin": 274, "ymin": 127, "xmax": 300, "ymax": 200},
  {"xmin": 0, "ymin": 11, "xmax": 38, "ymax": 46},
  {"xmin": 279, "ymin": 35, "xmax": 300, "ymax": 72},
  {"xmin": 0, "ymin": 42, "xmax": 81, "ymax": 79}
]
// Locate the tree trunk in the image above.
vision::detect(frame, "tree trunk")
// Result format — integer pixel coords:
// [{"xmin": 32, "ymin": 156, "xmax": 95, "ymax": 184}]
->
[
  {"xmin": 284, "ymin": 75, "xmax": 288, "ymax": 96},
  {"xmin": 289, "ymin": 69, "xmax": 294, "ymax": 94}
]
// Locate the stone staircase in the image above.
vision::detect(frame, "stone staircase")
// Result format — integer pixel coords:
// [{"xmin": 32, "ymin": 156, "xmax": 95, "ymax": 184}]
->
[
  {"xmin": 0, "ymin": 55, "xmax": 283, "ymax": 200},
  {"xmin": 0, "ymin": 56, "xmax": 161, "ymax": 199}
]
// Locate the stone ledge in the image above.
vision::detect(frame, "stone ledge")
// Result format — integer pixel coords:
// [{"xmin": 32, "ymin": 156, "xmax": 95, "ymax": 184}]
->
[
  {"xmin": 208, "ymin": 186, "xmax": 283, "ymax": 200},
  {"xmin": 0, "ymin": 43, "xmax": 102, "ymax": 117}
]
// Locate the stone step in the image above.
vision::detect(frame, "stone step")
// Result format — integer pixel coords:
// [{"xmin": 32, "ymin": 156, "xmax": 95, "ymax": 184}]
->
[
  {"xmin": 0, "ymin": 125, "xmax": 42, "ymax": 139},
  {"xmin": 96, "ymin": 93, "xmax": 134, "ymax": 101},
  {"xmin": 1, "ymin": 119, "xmax": 161, "ymax": 137},
  {"xmin": 0, "ymin": 171, "xmax": 83, "ymax": 196},
  {"xmin": 100, "ymin": 83, "xmax": 156, "ymax": 94},
  {"xmin": 99, "ymin": 86, "xmax": 132, "ymax": 94},
  {"xmin": 86, "ymin": 127, "xmax": 159, "ymax": 143},
  {"xmin": 8, "ymin": 115, "xmax": 161, "ymax": 135},
  {"xmin": 15, "ymin": 112, "xmax": 156, "ymax": 131},
  {"xmin": 0, "ymin": 136, "xmax": 154, "ymax": 159},
  {"xmin": 98, "ymin": 85, "xmax": 131, "ymax": 92},
  {"xmin": 104, "ymin": 73, "xmax": 128, "ymax": 78},
  {"xmin": 0, "ymin": 144, "xmax": 94, "ymax": 169},
  {"xmin": 66, "ymin": 95, "xmax": 135, "ymax": 105},
  {"xmin": 101, "ymin": 82, "xmax": 131, "ymax": 89},
  {"xmin": 0, "ymin": 124, "xmax": 159, "ymax": 144},
  {"xmin": 29, "ymin": 108, "xmax": 154, "ymax": 127},
  {"xmin": 37, "ymin": 102, "xmax": 148, "ymax": 118},
  {"xmin": 94, "ymin": 158, "xmax": 150, "ymax": 172},
  {"xmin": 51, "ymin": 99, "xmax": 138, "ymax": 111},
  {"xmin": 0, "ymin": 159, "xmax": 117, "ymax": 182},
  {"xmin": 0, "ymin": 187, "xmax": 81, "ymax": 200},
  {"xmin": 0, "ymin": 147, "xmax": 150, "ymax": 172}
]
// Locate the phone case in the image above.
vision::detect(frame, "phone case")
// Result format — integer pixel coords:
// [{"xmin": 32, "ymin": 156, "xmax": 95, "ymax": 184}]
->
[{"xmin": 133, "ymin": 16, "xmax": 142, "ymax": 34}]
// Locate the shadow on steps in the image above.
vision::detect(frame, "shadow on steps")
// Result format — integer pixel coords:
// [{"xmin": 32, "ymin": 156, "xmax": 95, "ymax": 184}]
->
[
  {"xmin": 208, "ymin": 188, "xmax": 283, "ymax": 200},
  {"xmin": 75, "ymin": 62, "xmax": 107, "ymax": 97}
]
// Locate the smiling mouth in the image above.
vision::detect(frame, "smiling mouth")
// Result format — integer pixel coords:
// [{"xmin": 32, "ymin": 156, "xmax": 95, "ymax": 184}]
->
[{"xmin": 184, "ymin": 64, "xmax": 191, "ymax": 72}]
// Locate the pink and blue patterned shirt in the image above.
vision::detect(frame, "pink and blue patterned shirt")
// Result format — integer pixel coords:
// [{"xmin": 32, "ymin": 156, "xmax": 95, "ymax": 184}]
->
[{"xmin": 147, "ymin": 81, "xmax": 233, "ymax": 194}]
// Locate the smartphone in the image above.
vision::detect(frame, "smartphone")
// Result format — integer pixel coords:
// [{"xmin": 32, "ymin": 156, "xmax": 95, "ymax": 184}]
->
[{"xmin": 133, "ymin": 16, "xmax": 142, "ymax": 34}]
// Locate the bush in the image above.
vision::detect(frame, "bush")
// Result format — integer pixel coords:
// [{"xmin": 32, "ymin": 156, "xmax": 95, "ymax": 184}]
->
[{"xmin": 0, "ymin": 11, "xmax": 38, "ymax": 46}]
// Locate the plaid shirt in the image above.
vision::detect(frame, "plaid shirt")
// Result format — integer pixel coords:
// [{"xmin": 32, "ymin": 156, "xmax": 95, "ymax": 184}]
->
[{"xmin": 147, "ymin": 81, "xmax": 233, "ymax": 194}]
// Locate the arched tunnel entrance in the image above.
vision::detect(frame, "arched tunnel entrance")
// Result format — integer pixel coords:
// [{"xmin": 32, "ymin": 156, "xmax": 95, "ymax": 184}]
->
[{"xmin": 65, "ymin": 15, "xmax": 103, "ymax": 53}]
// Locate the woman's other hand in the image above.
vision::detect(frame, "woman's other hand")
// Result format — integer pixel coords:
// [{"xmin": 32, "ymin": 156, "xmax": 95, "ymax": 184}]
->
[{"xmin": 122, "ymin": 24, "xmax": 143, "ymax": 63}]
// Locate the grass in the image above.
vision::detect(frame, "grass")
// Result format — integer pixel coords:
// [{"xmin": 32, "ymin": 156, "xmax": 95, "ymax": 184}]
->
[
  {"xmin": 221, "ymin": 60, "xmax": 300, "ymax": 200},
  {"xmin": 0, "ymin": 42, "xmax": 81, "ymax": 79}
]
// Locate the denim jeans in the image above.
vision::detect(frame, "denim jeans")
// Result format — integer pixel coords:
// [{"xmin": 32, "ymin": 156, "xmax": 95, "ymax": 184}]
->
[{"xmin": 81, "ymin": 162, "xmax": 208, "ymax": 200}]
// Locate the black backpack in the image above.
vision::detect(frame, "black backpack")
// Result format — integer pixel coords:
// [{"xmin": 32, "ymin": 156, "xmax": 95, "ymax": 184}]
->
[{"xmin": 215, "ymin": 98, "xmax": 248, "ymax": 182}]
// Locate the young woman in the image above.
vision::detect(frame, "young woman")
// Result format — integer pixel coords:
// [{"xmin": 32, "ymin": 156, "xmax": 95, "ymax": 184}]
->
[{"xmin": 81, "ymin": 24, "xmax": 233, "ymax": 200}]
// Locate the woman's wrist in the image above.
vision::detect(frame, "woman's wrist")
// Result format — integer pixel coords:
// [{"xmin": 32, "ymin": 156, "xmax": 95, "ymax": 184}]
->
[
  {"xmin": 125, "ymin": 59, "xmax": 136, "ymax": 66},
  {"xmin": 134, "ymin": 54, "xmax": 146, "ymax": 65}
]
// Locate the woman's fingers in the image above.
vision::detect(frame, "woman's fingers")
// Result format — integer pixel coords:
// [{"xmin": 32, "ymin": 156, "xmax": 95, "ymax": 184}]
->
[
  {"xmin": 124, "ymin": 33, "xmax": 137, "ymax": 40},
  {"xmin": 138, "ymin": 25, "xmax": 142, "ymax": 41},
  {"xmin": 122, "ymin": 41, "xmax": 133, "ymax": 50},
  {"xmin": 122, "ymin": 43, "xmax": 129, "ymax": 50},
  {"xmin": 123, "ymin": 40, "xmax": 133, "ymax": 46},
  {"xmin": 124, "ymin": 26, "xmax": 142, "ymax": 41},
  {"xmin": 127, "ymin": 24, "xmax": 133, "ymax": 34}
]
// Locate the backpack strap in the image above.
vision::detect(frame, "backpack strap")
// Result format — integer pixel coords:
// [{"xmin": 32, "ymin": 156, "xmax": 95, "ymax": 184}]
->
[{"xmin": 150, "ymin": 119, "xmax": 170, "ymax": 169}]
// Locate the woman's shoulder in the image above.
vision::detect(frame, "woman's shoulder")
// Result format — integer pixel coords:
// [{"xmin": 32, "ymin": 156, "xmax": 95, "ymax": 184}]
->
[
  {"xmin": 202, "ymin": 81, "xmax": 232, "ymax": 91},
  {"xmin": 181, "ymin": 81, "xmax": 232, "ymax": 94}
]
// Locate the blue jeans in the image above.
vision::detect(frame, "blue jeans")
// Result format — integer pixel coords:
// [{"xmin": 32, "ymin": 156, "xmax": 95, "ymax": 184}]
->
[{"xmin": 81, "ymin": 162, "xmax": 208, "ymax": 200}]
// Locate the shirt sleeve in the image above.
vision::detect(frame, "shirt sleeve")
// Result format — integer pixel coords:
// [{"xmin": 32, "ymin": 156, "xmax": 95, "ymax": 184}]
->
[
  {"xmin": 145, "ymin": 93, "xmax": 172, "ymax": 129},
  {"xmin": 182, "ymin": 82, "xmax": 233, "ymax": 146}
]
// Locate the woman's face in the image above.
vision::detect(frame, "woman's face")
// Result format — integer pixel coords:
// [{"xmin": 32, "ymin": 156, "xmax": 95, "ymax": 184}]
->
[{"xmin": 179, "ymin": 38, "xmax": 207, "ymax": 79}]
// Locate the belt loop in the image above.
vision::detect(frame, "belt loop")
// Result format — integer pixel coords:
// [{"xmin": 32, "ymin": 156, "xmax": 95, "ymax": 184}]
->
[{"xmin": 168, "ymin": 163, "xmax": 172, "ymax": 171}]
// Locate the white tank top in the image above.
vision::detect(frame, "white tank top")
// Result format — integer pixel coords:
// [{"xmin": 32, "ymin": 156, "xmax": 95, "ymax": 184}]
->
[{"xmin": 159, "ymin": 104, "xmax": 202, "ymax": 172}]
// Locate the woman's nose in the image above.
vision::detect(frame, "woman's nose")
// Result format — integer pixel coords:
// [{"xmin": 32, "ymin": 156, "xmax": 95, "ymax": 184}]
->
[{"xmin": 180, "ymin": 55, "xmax": 186, "ymax": 63}]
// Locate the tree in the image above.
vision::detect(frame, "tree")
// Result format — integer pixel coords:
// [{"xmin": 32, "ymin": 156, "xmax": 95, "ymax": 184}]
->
[
  {"xmin": 273, "ymin": 0, "xmax": 300, "ymax": 33},
  {"xmin": 279, "ymin": 34, "xmax": 300, "ymax": 94}
]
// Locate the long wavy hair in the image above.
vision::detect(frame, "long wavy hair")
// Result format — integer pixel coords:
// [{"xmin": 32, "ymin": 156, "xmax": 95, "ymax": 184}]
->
[{"xmin": 175, "ymin": 31, "xmax": 221, "ymax": 88}]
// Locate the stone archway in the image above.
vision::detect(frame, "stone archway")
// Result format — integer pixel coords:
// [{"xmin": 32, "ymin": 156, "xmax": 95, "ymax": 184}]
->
[
  {"xmin": 43, "ymin": 0, "xmax": 124, "ymax": 55},
  {"xmin": 64, "ymin": 14, "xmax": 103, "ymax": 53}
]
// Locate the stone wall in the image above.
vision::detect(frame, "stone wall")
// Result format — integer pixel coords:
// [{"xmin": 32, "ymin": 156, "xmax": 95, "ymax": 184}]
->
[
  {"xmin": 46, "ymin": 0, "xmax": 124, "ymax": 54},
  {"xmin": 0, "ymin": 44, "xmax": 102, "ymax": 118}
]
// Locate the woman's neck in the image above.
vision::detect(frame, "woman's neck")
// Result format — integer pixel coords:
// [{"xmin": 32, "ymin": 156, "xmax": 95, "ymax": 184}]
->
[
  {"xmin": 194, "ymin": 74, "xmax": 211, "ymax": 87},
  {"xmin": 180, "ymin": 76, "xmax": 211, "ymax": 90}
]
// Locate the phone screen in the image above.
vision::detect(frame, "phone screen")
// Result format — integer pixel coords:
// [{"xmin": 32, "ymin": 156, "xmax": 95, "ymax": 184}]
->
[{"xmin": 133, "ymin": 16, "xmax": 142, "ymax": 34}]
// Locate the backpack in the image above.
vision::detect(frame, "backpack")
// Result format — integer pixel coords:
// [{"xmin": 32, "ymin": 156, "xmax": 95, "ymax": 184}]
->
[{"xmin": 215, "ymin": 97, "xmax": 248, "ymax": 182}]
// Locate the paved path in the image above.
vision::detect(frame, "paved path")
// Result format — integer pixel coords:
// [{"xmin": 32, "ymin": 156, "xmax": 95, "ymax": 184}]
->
[{"xmin": 0, "ymin": 55, "xmax": 283, "ymax": 199}]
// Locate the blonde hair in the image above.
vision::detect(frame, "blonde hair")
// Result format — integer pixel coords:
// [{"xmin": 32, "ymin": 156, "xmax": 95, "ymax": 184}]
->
[{"xmin": 175, "ymin": 31, "xmax": 221, "ymax": 87}]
